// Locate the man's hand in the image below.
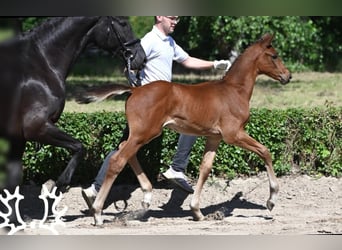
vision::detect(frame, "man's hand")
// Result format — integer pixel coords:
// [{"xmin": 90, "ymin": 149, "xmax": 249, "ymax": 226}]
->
[{"xmin": 213, "ymin": 60, "xmax": 232, "ymax": 71}]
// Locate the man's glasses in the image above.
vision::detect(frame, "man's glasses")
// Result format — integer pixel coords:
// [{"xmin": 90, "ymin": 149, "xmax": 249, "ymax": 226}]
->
[{"xmin": 164, "ymin": 16, "xmax": 180, "ymax": 24}]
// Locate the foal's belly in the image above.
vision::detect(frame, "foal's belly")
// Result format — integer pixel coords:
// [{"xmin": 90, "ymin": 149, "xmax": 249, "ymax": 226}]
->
[{"xmin": 163, "ymin": 118, "xmax": 221, "ymax": 136}]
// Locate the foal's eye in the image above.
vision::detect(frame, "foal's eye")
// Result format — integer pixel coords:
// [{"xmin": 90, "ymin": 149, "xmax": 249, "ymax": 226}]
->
[{"xmin": 271, "ymin": 54, "xmax": 278, "ymax": 59}]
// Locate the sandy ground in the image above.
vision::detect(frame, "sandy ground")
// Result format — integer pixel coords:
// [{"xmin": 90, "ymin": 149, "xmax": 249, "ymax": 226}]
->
[{"xmin": 1, "ymin": 173, "xmax": 341, "ymax": 235}]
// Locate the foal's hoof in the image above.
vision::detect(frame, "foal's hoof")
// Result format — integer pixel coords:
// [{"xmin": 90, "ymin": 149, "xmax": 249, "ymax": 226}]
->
[
  {"xmin": 93, "ymin": 214, "xmax": 104, "ymax": 226},
  {"xmin": 193, "ymin": 214, "xmax": 205, "ymax": 221},
  {"xmin": 266, "ymin": 199, "xmax": 275, "ymax": 211},
  {"xmin": 190, "ymin": 205, "xmax": 205, "ymax": 221},
  {"xmin": 141, "ymin": 201, "xmax": 150, "ymax": 210}
]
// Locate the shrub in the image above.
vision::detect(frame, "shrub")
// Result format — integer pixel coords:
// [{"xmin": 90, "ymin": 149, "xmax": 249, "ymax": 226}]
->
[{"xmin": 22, "ymin": 107, "xmax": 341, "ymax": 185}]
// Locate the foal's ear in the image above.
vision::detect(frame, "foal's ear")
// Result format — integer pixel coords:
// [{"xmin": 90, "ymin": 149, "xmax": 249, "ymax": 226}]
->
[{"xmin": 260, "ymin": 33, "xmax": 274, "ymax": 46}]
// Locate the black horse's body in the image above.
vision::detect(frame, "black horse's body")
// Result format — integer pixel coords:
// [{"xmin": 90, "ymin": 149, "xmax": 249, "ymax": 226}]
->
[{"xmin": 0, "ymin": 17, "xmax": 146, "ymax": 193}]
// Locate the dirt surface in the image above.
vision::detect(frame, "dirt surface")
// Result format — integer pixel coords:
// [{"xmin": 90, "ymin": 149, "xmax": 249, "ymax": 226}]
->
[{"xmin": 2, "ymin": 173, "xmax": 341, "ymax": 235}]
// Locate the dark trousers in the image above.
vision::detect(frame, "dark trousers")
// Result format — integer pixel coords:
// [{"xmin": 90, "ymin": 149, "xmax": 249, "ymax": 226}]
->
[
  {"xmin": 171, "ymin": 134, "xmax": 197, "ymax": 172},
  {"xmin": 93, "ymin": 126, "xmax": 129, "ymax": 192}
]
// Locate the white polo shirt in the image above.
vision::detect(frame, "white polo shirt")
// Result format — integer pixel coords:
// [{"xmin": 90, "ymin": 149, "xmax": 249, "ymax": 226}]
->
[{"xmin": 140, "ymin": 25, "xmax": 189, "ymax": 85}]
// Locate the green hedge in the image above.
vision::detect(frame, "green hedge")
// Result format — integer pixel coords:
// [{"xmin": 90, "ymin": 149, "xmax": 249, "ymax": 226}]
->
[{"xmin": 22, "ymin": 107, "xmax": 341, "ymax": 185}]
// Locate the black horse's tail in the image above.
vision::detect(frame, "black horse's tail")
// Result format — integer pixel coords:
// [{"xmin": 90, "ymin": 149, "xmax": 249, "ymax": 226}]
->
[{"xmin": 76, "ymin": 84, "xmax": 132, "ymax": 104}]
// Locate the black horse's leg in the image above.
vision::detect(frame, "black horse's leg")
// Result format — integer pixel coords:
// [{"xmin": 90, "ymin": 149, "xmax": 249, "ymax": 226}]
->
[
  {"xmin": 25, "ymin": 121, "xmax": 84, "ymax": 192},
  {"xmin": 0, "ymin": 138, "xmax": 25, "ymax": 227},
  {"xmin": 2, "ymin": 137, "xmax": 25, "ymax": 191}
]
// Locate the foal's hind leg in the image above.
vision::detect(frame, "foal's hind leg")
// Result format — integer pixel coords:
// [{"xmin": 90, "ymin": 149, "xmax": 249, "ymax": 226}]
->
[
  {"xmin": 91, "ymin": 138, "xmax": 146, "ymax": 225},
  {"xmin": 190, "ymin": 138, "xmax": 220, "ymax": 221},
  {"xmin": 91, "ymin": 148, "xmax": 129, "ymax": 225},
  {"xmin": 225, "ymin": 130, "xmax": 279, "ymax": 211}
]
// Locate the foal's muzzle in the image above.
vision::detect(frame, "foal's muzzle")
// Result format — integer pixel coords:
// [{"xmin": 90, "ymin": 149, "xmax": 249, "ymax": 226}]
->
[{"xmin": 280, "ymin": 73, "xmax": 292, "ymax": 84}]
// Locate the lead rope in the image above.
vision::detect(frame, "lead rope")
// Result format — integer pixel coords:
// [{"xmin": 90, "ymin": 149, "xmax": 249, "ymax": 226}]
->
[
  {"xmin": 124, "ymin": 56, "xmax": 142, "ymax": 87},
  {"xmin": 108, "ymin": 17, "xmax": 142, "ymax": 87}
]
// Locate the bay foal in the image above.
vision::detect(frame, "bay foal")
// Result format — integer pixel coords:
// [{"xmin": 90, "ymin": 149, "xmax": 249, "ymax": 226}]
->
[{"xmin": 79, "ymin": 33, "xmax": 291, "ymax": 225}]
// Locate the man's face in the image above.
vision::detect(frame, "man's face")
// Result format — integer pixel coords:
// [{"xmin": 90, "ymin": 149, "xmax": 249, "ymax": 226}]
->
[{"xmin": 159, "ymin": 16, "xmax": 180, "ymax": 34}]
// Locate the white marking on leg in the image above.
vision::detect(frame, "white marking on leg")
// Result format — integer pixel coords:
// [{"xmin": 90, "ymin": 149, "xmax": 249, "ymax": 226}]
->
[{"xmin": 142, "ymin": 191, "xmax": 152, "ymax": 204}]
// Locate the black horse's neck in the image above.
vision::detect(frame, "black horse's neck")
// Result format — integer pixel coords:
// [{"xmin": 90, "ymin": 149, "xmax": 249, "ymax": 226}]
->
[{"xmin": 29, "ymin": 17, "xmax": 101, "ymax": 80}]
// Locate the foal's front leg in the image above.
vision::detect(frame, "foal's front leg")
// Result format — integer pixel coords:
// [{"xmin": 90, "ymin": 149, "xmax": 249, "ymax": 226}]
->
[
  {"xmin": 226, "ymin": 130, "xmax": 279, "ymax": 211},
  {"xmin": 190, "ymin": 138, "xmax": 220, "ymax": 221}
]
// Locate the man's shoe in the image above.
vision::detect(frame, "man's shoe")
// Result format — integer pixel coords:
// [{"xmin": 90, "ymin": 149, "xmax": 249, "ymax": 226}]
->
[
  {"xmin": 81, "ymin": 184, "xmax": 97, "ymax": 210},
  {"xmin": 162, "ymin": 167, "xmax": 194, "ymax": 194}
]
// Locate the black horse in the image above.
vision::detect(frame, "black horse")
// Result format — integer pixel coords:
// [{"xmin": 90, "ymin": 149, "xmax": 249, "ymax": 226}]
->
[{"xmin": 0, "ymin": 17, "xmax": 146, "ymax": 195}]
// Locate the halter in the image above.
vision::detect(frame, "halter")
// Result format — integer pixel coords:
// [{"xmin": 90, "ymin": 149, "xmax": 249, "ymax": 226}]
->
[{"xmin": 108, "ymin": 17, "xmax": 143, "ymax": 87}]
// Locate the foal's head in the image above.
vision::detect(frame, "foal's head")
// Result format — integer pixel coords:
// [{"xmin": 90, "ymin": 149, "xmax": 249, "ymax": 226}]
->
[{"xmin": 254, "ymin": 33, "xmax": 292, "ymax": 84}]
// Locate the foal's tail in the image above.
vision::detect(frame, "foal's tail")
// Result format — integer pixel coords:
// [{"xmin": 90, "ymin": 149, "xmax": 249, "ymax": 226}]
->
[{"xmin": 76, "ymin": 84, "xmax": 132, "ymax": 104}]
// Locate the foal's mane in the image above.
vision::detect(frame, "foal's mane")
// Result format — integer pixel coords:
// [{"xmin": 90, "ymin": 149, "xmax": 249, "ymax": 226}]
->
[{"xmin": 223, "ymin": 35, "xmax": 271, "ymax": 77}]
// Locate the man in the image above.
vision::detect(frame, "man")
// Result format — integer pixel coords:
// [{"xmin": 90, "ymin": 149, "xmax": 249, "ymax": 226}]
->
[{"xmin": 82, "ymin": 16, "xmax": 231, "ymax": 209}]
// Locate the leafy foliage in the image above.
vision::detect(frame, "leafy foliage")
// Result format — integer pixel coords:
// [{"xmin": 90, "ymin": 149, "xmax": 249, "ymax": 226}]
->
[
  {"xmin": 129, "ymin": 16, "xmax": 154, "ymax": 39},
  {"xmin": 0, "ymin": 138, "xmax": 9, "ymax": 188},
  {"xmin": 22, "ymin": 108, "xmax": 341, "ymax": 185},
  {"xmin": 5, "ymin": 16, "xmax": 342, "ymax": 72},
  {"xmin": 173, "ymin": 16, "xmax": 323, "ymax": 72},
  {"xmin": 284, "ymin": 107, "xmax": 342, "ymax": 176}
]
